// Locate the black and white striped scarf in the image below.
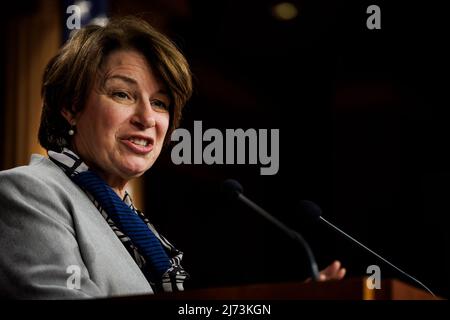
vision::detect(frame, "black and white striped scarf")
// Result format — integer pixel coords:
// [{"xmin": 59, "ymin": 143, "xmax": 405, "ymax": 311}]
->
[{"xmin": 48, "ymin": 148, "xmax": 189, "ymax": 293}]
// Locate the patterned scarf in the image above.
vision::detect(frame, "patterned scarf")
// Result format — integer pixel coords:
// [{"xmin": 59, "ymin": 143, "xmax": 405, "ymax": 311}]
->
[{"xmin": 48, "ymin": 148, "xmax": 189, "ymax": 293}]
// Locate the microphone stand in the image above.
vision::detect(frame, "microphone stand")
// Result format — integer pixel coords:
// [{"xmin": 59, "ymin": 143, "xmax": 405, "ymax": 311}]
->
[{"xmin": 237, "ymin": 193, "xmax": 320, "ymax": 281}]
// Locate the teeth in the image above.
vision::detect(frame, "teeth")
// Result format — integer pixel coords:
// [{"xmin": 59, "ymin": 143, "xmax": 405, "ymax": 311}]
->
[{"xmin": 129, "ymin": 138, "xmax": 149, "ymax": 147}]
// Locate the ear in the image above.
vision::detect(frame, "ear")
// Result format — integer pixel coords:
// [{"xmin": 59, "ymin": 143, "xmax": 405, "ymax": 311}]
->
[{"xmin": 61, "ymin": 108, "xmax": 77, "ymax": 125}]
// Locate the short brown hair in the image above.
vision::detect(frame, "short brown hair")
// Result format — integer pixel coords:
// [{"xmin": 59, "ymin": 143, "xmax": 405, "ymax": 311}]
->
[{"xmin": 39, "ymin": 16, "xmax": 192, "ymax": 151}]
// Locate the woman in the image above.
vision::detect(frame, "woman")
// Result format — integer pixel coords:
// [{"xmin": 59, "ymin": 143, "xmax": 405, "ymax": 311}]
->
[
  {"xmin": 0, "ymin": 17, "xmax": 344, "ymax": 299},
  {"xmin": 0, "ymin": 16, "xmax": 192, "ymax": 299}
]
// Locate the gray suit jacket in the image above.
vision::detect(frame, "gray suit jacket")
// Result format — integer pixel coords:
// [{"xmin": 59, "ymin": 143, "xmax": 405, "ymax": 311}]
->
[{"xmin": 0, "ymin": 154, "xmax": 153, "ymax": 299}]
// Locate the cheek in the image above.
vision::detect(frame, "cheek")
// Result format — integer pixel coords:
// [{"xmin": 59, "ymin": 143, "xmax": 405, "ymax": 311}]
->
[
  {"xmin": 95, "ymin": 106, "xmax": 129, "ymax": 139},
  {"xmin": 157, "ymin": 114, "xmax": 170, "ymax": 141}
]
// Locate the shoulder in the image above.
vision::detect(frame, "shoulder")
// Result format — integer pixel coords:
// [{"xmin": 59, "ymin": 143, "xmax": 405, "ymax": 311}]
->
[
  {"xmin": 0, "ymin": 154, "xmax": 72, "ymax": 195},
  {"xmin": 0, "ymin": 154, "xmax": 81, "ymax": 227}
]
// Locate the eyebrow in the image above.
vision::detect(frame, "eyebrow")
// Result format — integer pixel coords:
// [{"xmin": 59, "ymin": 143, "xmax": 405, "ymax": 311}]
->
[
  {"xmin": 105, "ymin": 74, "xmax": 170, "ymax": 97},
  {"xmin": 105, "ymin": 74, "xmax": 138, "ymax": 86}
]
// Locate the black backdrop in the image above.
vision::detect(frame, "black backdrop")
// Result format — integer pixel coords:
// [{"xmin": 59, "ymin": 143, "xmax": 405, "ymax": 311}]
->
[{"xmin": 141, "ymin": 0, "xmax": 450, "ymax": 298}]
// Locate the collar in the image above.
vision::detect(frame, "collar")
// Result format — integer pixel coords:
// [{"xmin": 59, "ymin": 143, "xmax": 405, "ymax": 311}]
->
[
  {"xmin": 48, "ymin": 148, "xmax": 133, "ymax": 205},
  {"xmin": 48, "ymin": 147, "xmax": 89, "ymax": 176}
]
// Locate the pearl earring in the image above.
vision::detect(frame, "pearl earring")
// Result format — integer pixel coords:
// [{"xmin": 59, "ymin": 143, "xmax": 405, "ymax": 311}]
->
[{"xmin": 68, "ymin": 124, "xmax": 76, "ymax": 136}]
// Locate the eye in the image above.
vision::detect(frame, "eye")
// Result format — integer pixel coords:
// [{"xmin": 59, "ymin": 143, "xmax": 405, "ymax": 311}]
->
[
  {"xmin": 151, "ymin": 99, "xmax": 169, "ymax": 111},
  {"xmin": 112, "ymin": 91, "xmax": 131, "ymax": 100}
]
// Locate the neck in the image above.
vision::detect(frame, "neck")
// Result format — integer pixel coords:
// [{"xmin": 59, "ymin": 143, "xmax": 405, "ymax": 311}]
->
[
  {"xmin": 97, "ymin": 171, "xmax": 128, "ymax": 199},
  {"xmin": 68, "ymin": 145, "xmax": 128, "ymax": 199}
]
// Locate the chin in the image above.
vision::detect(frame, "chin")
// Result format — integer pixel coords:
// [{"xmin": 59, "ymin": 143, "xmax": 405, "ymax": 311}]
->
[{"xmin": 121, "ymin": 159, "xmax": 153, "ymax": 177}]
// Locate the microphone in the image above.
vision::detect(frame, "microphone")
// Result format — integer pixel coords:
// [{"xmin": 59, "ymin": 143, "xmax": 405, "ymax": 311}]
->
[
  {"xmin": 222, "ymin": 179, "xmax": 320, "ymax": 281},
  {"xmin": 299, "ymin": 200, "xmax": 436, "ymax": 297}
]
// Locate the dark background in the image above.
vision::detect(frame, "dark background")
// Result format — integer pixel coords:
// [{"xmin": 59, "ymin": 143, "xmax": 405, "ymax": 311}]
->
[
  {"xmin": 1, "ymin": 0, "xmax": 449, "ymax": 298},
  {"xmin": 142, "ymin": 0, "xmax": 450, "ymax": 298}
]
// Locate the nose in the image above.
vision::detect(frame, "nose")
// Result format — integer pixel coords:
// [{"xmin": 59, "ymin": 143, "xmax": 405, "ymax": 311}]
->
[{"xmin": 131, "ymin": 99, "xmax": 156, "ymax": 129}]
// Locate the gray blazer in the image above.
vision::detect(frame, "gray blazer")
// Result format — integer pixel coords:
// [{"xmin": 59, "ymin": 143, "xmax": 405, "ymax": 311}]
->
[{"xmin": 0, "ymin": 154, "xmax": 153, "ymax": 299}]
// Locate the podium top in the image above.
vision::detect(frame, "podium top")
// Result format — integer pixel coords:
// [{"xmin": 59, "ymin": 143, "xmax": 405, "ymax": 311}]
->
[{"xmin": 119, "ymin": 277, "xmax": 439, "ymax": 300}]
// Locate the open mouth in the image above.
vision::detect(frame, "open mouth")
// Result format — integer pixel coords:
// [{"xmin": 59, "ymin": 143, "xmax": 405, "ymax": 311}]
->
[
  {"xmin": 120, "ymin": 135, "xmax": 154, "ymax": 154},
  {"xmin": 128, "ymin": 137, "xmax": 151, "ymax": 147}
]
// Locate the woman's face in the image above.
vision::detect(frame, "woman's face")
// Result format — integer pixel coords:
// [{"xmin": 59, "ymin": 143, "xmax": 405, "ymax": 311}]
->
[{"xmin": 64, "ymin": 50, "xmax": 170, "ymax": 188}]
